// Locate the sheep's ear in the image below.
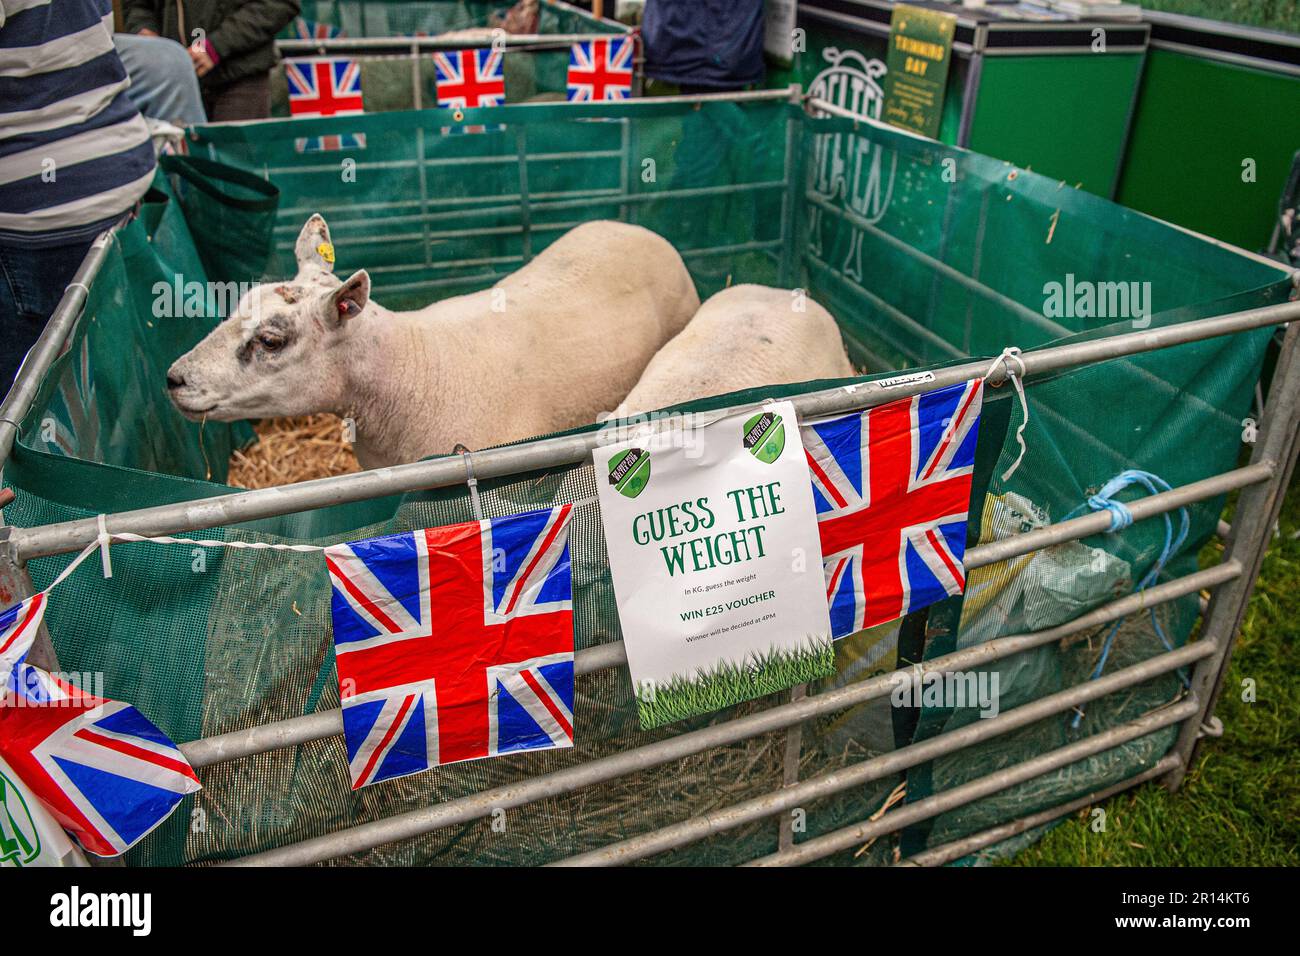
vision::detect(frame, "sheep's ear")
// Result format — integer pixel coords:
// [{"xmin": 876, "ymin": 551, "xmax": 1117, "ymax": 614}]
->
[
  {"xmin": 295, "ymin": 214, "xmax": 336, "ymax": 273},
  {"xmin": 328, "ymin": 270, "xmax": 370, "ymax": 324}
]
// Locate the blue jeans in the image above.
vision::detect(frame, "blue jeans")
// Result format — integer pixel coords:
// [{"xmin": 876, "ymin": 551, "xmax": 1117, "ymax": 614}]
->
[
  {"xmin": 113, "ymin": 33, "xmax": 208, "ymax": 126},
  {"xmin": 0, "ymin": 241, "xmax": 93, "ymax": 400}
]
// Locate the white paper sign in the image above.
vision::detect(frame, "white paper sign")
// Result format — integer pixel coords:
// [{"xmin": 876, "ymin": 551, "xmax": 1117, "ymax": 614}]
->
[
  {"xmin": 764, "ymin": 0, "xmax": 799, "ymax": 65},
  {"xmin": 0, "ymin": 753, "xmax": 88, "ymax": 868},
  {"xmin": 595, "ymin": 402, "xmax": 833, "ymax": 729}
]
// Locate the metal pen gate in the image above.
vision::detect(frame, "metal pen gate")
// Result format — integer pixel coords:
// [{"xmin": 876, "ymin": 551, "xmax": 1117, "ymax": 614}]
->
[
  {"xmin": 1, "ymin": 89, "xmax": 1297, "ymax": 866},
  {"xmin": 272, "ymin": 0, "xmax": 642, "ymax": 117}
]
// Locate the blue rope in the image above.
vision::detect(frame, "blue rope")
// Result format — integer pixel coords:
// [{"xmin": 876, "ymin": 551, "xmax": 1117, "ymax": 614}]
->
[{"xmin": 1066, "ymin": 470, "xmax": 1192, "ymax": 729}]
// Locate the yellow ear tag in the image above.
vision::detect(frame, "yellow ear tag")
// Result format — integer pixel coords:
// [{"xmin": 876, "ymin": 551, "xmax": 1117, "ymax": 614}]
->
[{"xmin": 317, "ymin": 242, "xmax": 335, "ymax": 264}]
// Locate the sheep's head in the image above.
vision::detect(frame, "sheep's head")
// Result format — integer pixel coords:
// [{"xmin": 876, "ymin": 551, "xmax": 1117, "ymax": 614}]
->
[{"xmin": 166, "ymin": 214, "xmax": 371, "ymax": 422}]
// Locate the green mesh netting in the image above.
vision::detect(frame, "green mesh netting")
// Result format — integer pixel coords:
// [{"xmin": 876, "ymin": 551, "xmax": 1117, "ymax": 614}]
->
[
  {"xmin": 285, "ymin": 0, "xmax": 624, "ymax": 40},
  {"xmin": 1, "ymin": 97, "xmax": 1288, "ymax": 866},
  {"xmin": 272, "ymin": 2, "xmax": 630, "ymax": 116}
]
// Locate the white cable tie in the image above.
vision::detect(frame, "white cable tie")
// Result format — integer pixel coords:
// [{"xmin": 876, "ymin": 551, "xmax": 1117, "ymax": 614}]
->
[{"xmin": 96, "ymin": 514, "xmax": 112, "ymax": 578}]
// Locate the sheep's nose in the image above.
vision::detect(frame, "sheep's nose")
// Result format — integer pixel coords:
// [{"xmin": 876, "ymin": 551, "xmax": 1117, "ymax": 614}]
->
[{"xmin": 166, "ymin": 370, "xmax": 186, "ymax": 390}]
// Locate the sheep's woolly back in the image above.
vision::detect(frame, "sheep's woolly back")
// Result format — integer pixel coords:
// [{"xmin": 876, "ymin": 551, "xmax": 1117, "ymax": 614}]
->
[
  {"xmin": 617, "ymin": 284, "xmax": 854, "ymax": 416},
  {"xmin": 346, "ymin": 219, "xmax": 699, "ymax": 466}
]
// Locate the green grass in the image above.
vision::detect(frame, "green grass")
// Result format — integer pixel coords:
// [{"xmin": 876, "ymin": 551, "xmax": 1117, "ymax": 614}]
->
[
  {"xmin": 636, "ymin": 638, "xmax": 834, "ymax": 730},
  {"xmin": 1000, "ymin": 0, "xmax": 1299, "ymax": 868},
  {"xmin": 1141, "ymin": 0, "xmax": 1300, "ymax": 35},
  {"xmin": 1010, "ymin": 475, "xmax": 1300, "ymax": 865}
]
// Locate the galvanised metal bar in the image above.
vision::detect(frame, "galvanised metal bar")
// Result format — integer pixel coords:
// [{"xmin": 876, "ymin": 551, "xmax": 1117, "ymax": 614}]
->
[
  {"xmin": 370, "ymin": 239, "xmax": 787, "ymax": 300},
  {"xmin": 267, "ymin": 149, "xmax": 623, "ymax": 179},
  {"xmin": 804, "ymin": 193, "xmax": 1072, "ymax": 342},
  {"xmin": 965, "ymin": 463, "xmax": 1272, "ymax": 570},
  {"xmin": 223, "ymin": 636, "xmax": 1210, "ymax": 866},
  {"xmin": 745, "ymin": 699, "xmax": 1199, "ymax": 867},
  {"xmin": 776, "ymin": 683, "xmax": 808, "ymax": 853},
  {"xmin": 0, "ymin": 229, "xmax": 115, "ymax": 471},
  {"xmin": 806, "ymin": 98, "xmax": 935, "ymax": 145},
  {"xmin": 175, "ymin": 482, "xmax": 1242, "ymax": 771},
  {"xmin": 207, "ymin": 88, "xmax": 797, "ymax": 136},
  {"xmin": 805, "ymin": 256, "xmax": 968, "ymax": 361},
  {"xmin": 270, "ymin": 179, "xmax": 783, "ymax": 236},
  {"xmin": 548, "ymin": 643, "xmax": 1211, "ymax": 867},
  {"xmin": 894, "ymin": 754, "xmax": 1181, "ymax": 867},
  {"xmin": 1164, "ymin": 320, "xmax": 1300, "ymax": 790},
  {"xmin": 778, "ymin": 84, "xmax": 803, "ymax": 288},
  {"xmin": 275, "ymin": 33, "xmax": 623, "ymax": 54},
  {"xmin": 180, "ymin": 623, "xmax": 634, "ymax": 767},
  {"xmin": 10, "ymin": 300, "xmax": 1299, "ymax": 563}
]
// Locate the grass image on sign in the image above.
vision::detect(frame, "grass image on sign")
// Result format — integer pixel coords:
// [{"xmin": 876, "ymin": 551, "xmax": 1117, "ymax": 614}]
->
[
  {"xmin": 608, "ymin": 447, "xmax": 651, "ymax": 499},
  {"xmin": 742, "ymin": 411, "xmax": 785, "ymax": 463},
  {"xmin": 636, "ymin": 639, "xmax": 834, "ymax": 729}
]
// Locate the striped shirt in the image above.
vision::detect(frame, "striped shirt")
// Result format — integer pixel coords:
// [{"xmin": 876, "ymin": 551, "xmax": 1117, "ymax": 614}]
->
[{"xmin": 0, "ymin": 0, "xmax": 156, "ymax": 246}]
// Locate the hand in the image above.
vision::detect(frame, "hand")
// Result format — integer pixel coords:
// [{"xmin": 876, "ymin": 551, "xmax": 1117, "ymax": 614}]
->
[
  {"xmin": 189, "ymin": 44, "xmax": 215, "ymax": 77},
  {"xmin": 138, "ymin": 28, "xmax": 158, "ymax": 36}
]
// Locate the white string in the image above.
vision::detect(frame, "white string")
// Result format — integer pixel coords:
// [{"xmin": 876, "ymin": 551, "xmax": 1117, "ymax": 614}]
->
[
  {"xmin": 984, "ymin": 347, "xmax": 1030, "ymax": 482},
  {"xmin": 33, "ymin": 532, "xmax": 330, "ymax": 602},
  {"xmin": 30, "ymin": 495, "xmax": 607, "ymax": 603},
  {"xmin": 42, "ymin": 541, "xmax": 103, "ymax": 596},
  {"xmin": 107, "ymin": 532, "xmax": 327, "ymax": 553}
]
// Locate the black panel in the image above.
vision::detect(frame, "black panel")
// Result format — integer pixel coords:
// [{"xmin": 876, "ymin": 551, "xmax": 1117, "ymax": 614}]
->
[{"xmin": 1149, "ymin": 21, "xmax": 1300, "ymax": 68}]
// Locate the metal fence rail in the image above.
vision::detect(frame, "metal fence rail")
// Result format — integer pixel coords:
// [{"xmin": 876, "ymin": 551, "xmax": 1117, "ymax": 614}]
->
[
  {"xmin": 0, "ymin": 87, "xmax": 1297, "ymax": 868},
  {"xmin": 894, "ymin": 753, "xmax": 1182, "ymax": 867},
  {"xmin": 746, "ymin": 699, "xmax": 1200, "ymax": 868},
  {"xmin": 7, "ymin": 300, "xmax": 1297, "ymax": 563},
  {"xmin": 170, "ymin": 313, "xmax": 1300, "ymax": 863},
  {"xmin": 180, "ymin": 556, "xmax": 1240, "ymax": 769},
  {"xmin": 226, "ymin": 630, "xmax": 1212, "ymax": 866},
  {"xmin": 176, "ymin": 477, "xmax": 1248, "ymax": 770}
]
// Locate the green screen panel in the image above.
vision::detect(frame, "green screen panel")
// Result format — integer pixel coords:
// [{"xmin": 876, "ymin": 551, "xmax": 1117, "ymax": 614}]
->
[
  {"xmin": 969, "ymin": 53, "xmax": 1144, "ymax": 197},
  {"xmin": 1117, "ymin": 48, "xmax": 1300, "ymax": 252}
]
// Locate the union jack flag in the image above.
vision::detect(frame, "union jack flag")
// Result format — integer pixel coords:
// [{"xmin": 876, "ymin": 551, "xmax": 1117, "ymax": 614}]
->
[
  {"xmin": 567, "ymin": 37, "xmax": 634, "ymax": 101},
  {"xmin": 802, "ymin": 379, "xmax": 984, "ymax": 638},
  {"xmin": 0, "ymin": 658, "xmax": 201, "ymax": 857},
  {"xmin": 0, "ymin": 594, "xmax": 45, "ymax": 686},
  {"xmin": 325, "ymin": 505, "xmax": 575, "ymax": 788},
  {"xmin": 433, "ymin": 48, "xmax": 505, "ymax": 134},
  {"xmin": 285, "ymin": 57, "xmax": 366, "ymax": 152},
  {"xmin": 290, "ymin": 17, "xmax": 343, "ymax": 41}
]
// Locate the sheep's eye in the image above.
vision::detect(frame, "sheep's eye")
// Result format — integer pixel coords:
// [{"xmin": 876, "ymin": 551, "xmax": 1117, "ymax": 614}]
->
[{"xmin": 257, "ymin": 333, "xmax": 285, "ymax": 352}]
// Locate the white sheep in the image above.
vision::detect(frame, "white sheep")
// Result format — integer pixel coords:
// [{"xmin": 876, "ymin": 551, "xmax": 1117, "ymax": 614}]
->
[
  {"xmin": 167, "ymin": 215, "xmax": 699, "ymax": 468},
  {"xmin": 614, "ymin": 284, "xmax": 855, "ymax": 416}
]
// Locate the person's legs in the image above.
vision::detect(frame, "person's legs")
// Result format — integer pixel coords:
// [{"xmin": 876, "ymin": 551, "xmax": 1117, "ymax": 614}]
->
[
  {"xmin": 0, "ymin": 241, "xmax": 94, "ymax": 398},
  {"xmin": 203, "ymin": 72, "xmax": 272, "ymax": 122},
  {"xmin": 113, "ymin": 33, "xmax": 208, "ymax": 125}
]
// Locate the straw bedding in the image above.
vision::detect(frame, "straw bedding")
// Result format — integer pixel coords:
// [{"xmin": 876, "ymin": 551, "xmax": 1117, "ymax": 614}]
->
[{"xmin": 227, "ymin": 414, "xmax": 359, "ymax": 489}]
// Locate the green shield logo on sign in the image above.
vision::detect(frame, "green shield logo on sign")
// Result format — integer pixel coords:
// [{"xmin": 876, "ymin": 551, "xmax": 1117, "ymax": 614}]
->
[
  {"xmin": 608, "ymin": 447, "xmax": 651, "ymax": 499},
  {"xmin": 742, "ymin": 412, "xmax": 785, "ymax": 464},
  {"xmin": 0, "ymin": 768, "xmax": 42, "ymax": 867}
]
